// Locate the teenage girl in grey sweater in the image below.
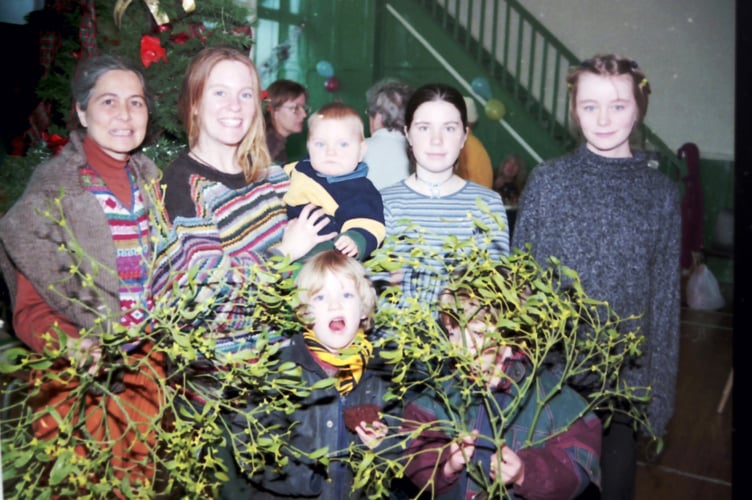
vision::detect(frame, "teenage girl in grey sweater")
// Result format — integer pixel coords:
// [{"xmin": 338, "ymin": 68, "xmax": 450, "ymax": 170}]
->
[{"xmin": 513, "ymin": 54, "xmax": 681, "ymax": 500}]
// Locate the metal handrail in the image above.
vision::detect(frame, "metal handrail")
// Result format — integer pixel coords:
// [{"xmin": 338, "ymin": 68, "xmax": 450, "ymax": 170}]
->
[{"xmin": 411, "ymin": 0, "xmax": 684, "ymax": 181}]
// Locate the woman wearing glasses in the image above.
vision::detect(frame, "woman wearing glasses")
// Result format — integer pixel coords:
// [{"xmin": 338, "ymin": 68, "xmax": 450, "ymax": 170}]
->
[{"xmin": 264, "ymin": 79, "xmax": 309, "ymax": 164}]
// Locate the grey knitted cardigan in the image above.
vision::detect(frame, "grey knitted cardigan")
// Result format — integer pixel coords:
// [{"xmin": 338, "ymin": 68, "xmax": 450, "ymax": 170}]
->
[
  {"xmin": 512, "ymin": 144, "xmax": 681, "ymax": 437},
  {"xmin": 0, "ymin": 131, "xmax": 160, "ymax": 338}
]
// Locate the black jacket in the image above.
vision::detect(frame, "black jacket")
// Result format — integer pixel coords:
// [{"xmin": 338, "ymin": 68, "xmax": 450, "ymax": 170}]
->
[{"xmin": 236, "ymin": 333, "xmax": 400, "ymax": 499}]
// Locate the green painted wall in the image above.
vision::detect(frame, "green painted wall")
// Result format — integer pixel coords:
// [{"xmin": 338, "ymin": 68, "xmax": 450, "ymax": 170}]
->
[
  {"xmin": 257, "ymin": 0, "xmax": 735, "ymax": 283},
  {"xmin": 372, "ymin": 1, "xmax": 568, "ymax": 175},
  {"xmin": 257, "ymin": 0, "xmax": 565, "ymax": 175}
]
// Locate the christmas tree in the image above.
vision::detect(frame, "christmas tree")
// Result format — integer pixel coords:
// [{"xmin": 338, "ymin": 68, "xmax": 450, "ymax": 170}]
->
[{"xmin": 1, "ymin": 0, "xmax": 256, "ymax": 211}]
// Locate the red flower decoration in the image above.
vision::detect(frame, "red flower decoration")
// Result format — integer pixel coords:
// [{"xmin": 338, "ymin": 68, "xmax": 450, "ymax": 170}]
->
[
  {"xmin": 42, "ymin": 132, "xmax": 69, "ymax": 156},
  {"xmin": 140, "ymin": 35, "xmax": 168, "ymax": 68}
]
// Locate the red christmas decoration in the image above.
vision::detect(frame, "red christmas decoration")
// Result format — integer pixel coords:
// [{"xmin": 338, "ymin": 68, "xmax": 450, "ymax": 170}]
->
[
  {"xmin": 42, "ymin": 132, "xmax": 69, "ymax": 156},
  {"xmin": 170, "ymin": 32, "xmax": 190, "ymax": 45},
  {"xmin": 140, "ymin": 35, "xmax": 168, "ymax": 68}
]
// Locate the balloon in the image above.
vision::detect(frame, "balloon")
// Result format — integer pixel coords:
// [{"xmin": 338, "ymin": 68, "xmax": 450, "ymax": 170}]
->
[
  {"xmin": 324, "ymin": 76, "xmax": 340, "ymax": 92},
  {"xmin": 471, "ymin": 77, "xmax": 492, "ymax": 100},
  {"xmin": 484, "ymin": 98, "xmax": 506, "ymax": 121},
  {"xmin": 316, "ymin": 60, "xmax": 335, "ymax": 78}
]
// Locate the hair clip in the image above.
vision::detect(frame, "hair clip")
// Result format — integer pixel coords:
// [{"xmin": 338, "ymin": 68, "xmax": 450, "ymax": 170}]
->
[
  {"xmin": 260, "ymin": 89, "xmax": 269, "ymax": 100},
  {"xmin": 567, "ymin": 83, "xmax": 573, "ymax": 90},
  {"xmin": 638, "ymin": 78, "xmax": 648, "ymax": 89},
  {"xmin": 580, "ymin": 60, "xmax": 591, "ymax": 68},
  {"xmin": 630, "ymin": 60, "xmax": 639, "ymax": 70}
]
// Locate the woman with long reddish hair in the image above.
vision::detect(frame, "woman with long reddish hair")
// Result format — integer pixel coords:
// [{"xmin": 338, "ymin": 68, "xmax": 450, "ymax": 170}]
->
[{"xmin": 157, "ymin": 46, "xmax": 334, "ymax": 497}]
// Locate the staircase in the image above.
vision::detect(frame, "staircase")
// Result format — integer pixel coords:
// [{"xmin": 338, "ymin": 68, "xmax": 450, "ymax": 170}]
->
[{"xmin": 401, "ymin": 0, "xmax": 685, "ymax": 181}]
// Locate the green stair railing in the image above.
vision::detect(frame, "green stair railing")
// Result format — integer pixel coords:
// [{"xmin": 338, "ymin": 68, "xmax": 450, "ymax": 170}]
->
[{"xmin": 411, "ymin": 0, "xmax": 685, "ymax": 181}]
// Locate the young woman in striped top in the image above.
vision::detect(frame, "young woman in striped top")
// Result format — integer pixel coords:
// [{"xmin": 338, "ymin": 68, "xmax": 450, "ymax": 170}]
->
[
  {"xmin": 379, "ymin": 83, "xmax": 510, "ymax": 312},
  {"xmin": 162, "ymin": 47, "xmax": 332, "ymax": 262}
]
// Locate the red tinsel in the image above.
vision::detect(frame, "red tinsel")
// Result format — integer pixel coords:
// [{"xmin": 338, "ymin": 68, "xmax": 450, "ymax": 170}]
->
[{"xmin": 140, "ymin": 35, "xmax": 168, "ymax": 68}]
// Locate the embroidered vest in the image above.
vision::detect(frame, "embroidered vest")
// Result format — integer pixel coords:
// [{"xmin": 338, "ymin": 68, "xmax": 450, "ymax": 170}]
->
[{"xmin": 80, "ymin": 164, "xmax": 152, "ymax": 331}]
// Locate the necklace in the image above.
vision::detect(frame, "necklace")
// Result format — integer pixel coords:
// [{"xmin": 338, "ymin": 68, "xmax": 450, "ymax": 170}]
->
[
  {"xmin": 189, "ymin": 150, "xmax": 214, "ymax": 168},
  {"xmin": 414, "ymin": 172, "xmax": 454, "ymax": 198},
  {"xmin": 190, "ymin": 150, "xmax": 240, "ymax": 174}
]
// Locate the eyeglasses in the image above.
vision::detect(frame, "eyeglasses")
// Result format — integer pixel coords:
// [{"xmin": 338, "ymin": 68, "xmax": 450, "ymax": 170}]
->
[{"xmin": 279, "ymin": 104, "xmax": 310, "ymax": 114}]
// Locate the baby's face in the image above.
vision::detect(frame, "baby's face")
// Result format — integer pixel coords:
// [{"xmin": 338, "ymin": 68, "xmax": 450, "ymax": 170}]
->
[{"xmin": 307, "ymin": 119, "xmax": 367, "ymax": 177}]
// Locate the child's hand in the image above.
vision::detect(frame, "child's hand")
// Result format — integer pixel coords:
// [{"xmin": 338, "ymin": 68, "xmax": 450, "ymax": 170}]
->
[
  {"xmin": 355, "ymin": 420, "xmax": 388, "ymax": 449},
  {"xmin": 334, "ymin": 235, "xmax": 359, "ymax": 257},
  {"xmin": 68, "ymin": 337, "xmax": 103, "ymax": 376},
  {"xmin": 388, "ymin": 270, "xmax": 404, "ymax": 286},
  {"xmin": 443, "ymin": 431, "xmax": 478, "ymax": 477},
  {"xmin": 490, "ymin": 445, "xmax": 525, "ymax": 486}
]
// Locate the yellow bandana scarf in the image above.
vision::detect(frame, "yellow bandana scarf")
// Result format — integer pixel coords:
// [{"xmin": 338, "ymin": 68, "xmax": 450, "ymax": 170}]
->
[{"xmin": 303, "ymin": 329, "xmax": 372, "ymax": 395}]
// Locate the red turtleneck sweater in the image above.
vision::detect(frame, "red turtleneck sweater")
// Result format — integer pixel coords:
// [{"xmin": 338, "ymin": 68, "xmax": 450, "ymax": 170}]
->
[{"xmin": 13, "ymin": 136, "xmax": 132, "ymax": 352}]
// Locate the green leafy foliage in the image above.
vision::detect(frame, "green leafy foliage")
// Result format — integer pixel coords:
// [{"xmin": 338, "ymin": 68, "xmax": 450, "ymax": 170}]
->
[
  {"xmin": 1, "ymin": 187, "xmax": 657, "ymax": 498},
  {"xmin": 350, "ymin": 208, "xmax": 657, "ymax": 498},
  {"xmin": 0, "ymin": 144, "xmax": 51, "ymax": 214}
]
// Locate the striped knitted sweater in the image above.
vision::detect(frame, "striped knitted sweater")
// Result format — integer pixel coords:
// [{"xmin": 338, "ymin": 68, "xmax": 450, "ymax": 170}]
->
[
  {"xmin": 380, "ymin": 179, "xmax": 510, "ymax": 309},
  {"xmin": 512, "ymin": 144, "xmax": 681, "ymax": 437},
  {"xmin": 154, "ymin": 153, "xmax": 290, "ymax": 364},
  {"xmin": 80, "ymin": 164, "xmax": 152, "ymax": 332}
]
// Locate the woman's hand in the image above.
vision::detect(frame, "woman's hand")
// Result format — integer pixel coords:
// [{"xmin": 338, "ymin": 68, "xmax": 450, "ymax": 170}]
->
[
  {"xmin": 443, "ymin": 431, "xmax": 478, "ymax": 477},
  {"xmin": 355, "ymin": 420, "xmax": 388, "ymax": 449},
  {"xmin": 273, "ymin": 204, "xmax": 336, "ymax": 260},
  {"xmin": 490, "ymin": 445, "xmax": 525, "ymax": 487}
]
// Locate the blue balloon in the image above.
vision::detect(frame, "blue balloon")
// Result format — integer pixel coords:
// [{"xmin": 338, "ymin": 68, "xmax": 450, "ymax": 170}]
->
[
  {"xmin": 316, "ymin": 60, "xmax": 335, "ymax": 78},
  {"xmin": 471, "ymin": 76, "xmax": 492, "ymax": 100}
]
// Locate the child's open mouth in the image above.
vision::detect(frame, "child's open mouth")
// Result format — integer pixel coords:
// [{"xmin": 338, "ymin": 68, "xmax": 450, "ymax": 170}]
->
[{"xmin": 329, "ymin": 318, "xmax": 346, "ymax": 332}]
